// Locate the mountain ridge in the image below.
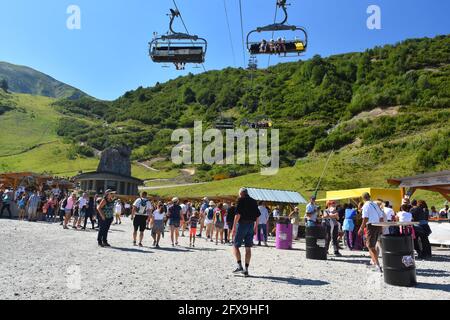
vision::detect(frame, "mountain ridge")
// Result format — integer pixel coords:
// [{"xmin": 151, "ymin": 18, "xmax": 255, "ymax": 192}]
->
[{"xmin": 0, "ymin": 61, "xmax": 89, "ymax": 100}]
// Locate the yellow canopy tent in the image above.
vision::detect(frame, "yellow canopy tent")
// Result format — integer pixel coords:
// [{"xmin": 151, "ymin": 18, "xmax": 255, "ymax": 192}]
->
[{"xmin": 317, "ymin": 188, "xmax": 402, "ymax": 211}]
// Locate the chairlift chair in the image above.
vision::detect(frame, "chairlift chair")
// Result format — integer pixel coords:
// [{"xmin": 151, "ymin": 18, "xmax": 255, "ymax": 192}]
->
[
  {"xmin": 246, "ymin": 0, "xmax": 308, "ymax": 57},
  {"xmin": 149, "ymin": 9, "xmax": 207, "ymax": 69}
]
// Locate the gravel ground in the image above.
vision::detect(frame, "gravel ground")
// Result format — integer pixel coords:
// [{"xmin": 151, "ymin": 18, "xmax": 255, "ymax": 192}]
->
[{"xmin": 1, "ymin": 218, "xmax": 449, "ymax": 300}]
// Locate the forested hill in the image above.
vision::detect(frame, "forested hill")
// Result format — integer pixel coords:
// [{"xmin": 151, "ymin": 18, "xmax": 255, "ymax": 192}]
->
[{"xmin": 55, "ymin": 35, "xmax": 449, "ymax": 175}]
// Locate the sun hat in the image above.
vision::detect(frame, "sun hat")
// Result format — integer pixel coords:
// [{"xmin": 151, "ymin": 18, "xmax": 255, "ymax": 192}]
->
[{"xmin": 172, "ymin": 197, "xmax": 179, "ymax": 203}]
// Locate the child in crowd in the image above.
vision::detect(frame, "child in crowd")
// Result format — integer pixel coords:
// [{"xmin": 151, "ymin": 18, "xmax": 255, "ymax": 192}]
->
[{"xmin": 189, "ymin": 210, "xmax": 200, "ymax": 247}]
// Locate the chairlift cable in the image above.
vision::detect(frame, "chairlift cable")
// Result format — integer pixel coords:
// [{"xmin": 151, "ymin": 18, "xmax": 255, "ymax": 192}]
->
[
  {"xmin": 223, "ymin": 0, "xmax": 237, "ymax": 67},
  {"xmin": 267, "ymin": 1, "xmax": 279, "ymax": 68},
  {"xmin": 172, "ymin": 0, "xmax": 207, "ymax": 72},
  {"xmin": 313, "ymin": 150, "xmax": 334, "ymax": 198},
  {"xmin": 238, "ymin": 0, "xmax": 246, "ymax": 67}
]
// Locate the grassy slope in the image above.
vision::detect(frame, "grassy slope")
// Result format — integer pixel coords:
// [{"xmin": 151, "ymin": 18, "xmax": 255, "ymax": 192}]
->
[
  {"xmin": 0, "ymin": 93, "xmax": 166, "ymax": 179},
  {"xmin": 149, "ymin": 129, "xmax": 447, "ymax": 209},
  {"xmin": 0, "ymin": 94, "xmax": 59, "ymax": 156}
]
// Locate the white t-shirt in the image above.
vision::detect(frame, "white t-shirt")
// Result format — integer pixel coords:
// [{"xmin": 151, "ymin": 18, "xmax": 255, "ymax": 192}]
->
[
  {"xmin": 383, "ymin": 207, "xmax": 394, "ymax": 222},
  {"xmin": 153, "ymin": 209, "xmax": 165, "ymax": 221},
  {"xmin": 133, "ymin": 198, "xmax": 153, "ymax": 216},
  {"xmin": 362, "ymin": 201, "xmax": 384, "ymax": 224},
  {"xmin": 78, "ymin": 197, "xmax": 88, "ymax": 208},
  {"xmin": 273, "ymin": 209, "xmax": 280, "ymax": 218},
  {"xmin": 180, "ymin": 203, "xmax": 187, "ymax": 214},
  {"xmin": 114, "ymin": 203, "xmax": 123, "ymax": 214},
  {"xmin": 397, "ymin": 211, "xmax": 412, "ymax": 222},
  {"xmin": 258, "ymin": 206, "xmax": 269, "ymax": 225}
]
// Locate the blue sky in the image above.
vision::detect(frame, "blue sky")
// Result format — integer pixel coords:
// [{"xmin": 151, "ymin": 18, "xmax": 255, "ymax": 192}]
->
[{"xmin": 0, "ymin": 0, "xmax": 449, "ymax": 100}]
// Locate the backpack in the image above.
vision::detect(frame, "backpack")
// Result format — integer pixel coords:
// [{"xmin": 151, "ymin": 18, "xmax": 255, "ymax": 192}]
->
[
  {"xmin": 138, "ymin": 198, "xmax": 148, "ymax": 214},
  {"xmin": 206, "ymin": 207, "xmax": 214, "ymax": 220}
]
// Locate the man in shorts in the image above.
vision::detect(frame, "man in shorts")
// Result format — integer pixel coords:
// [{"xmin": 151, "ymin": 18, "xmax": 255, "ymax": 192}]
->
[
  {"xmin": 197, "ymin": 197, "xmax": 209, "ymax": 237},
  {"xmin": 358, "ymin": 192, "xmax": 384, "ymax": 273},
  {"xmin": 132, "ymin": 192, "xmax": 153, "ymax": 247},
  {"xmin": 232, "ymin": 188, "xmax": 260, "ymax": 277}
]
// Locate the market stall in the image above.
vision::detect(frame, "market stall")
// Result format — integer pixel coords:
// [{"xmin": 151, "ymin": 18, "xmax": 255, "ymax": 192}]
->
[
  {"xmin": 317, "ymin": 188, "xmax": 402, "ymax": 210},
  {"xmin": 388, "ymin": 170, "xmax": 450, "ymax": 246}
]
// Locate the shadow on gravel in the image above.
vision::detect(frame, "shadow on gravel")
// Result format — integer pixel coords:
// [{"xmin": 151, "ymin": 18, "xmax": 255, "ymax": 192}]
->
[
  {"xmin": 427, "ymin": 255, "xmax": 450, "ymax": 263},
  {"xmin": 188, "ymin": 247, "xmax": 226, "ymax": 252},
  {"xmin": 111, "ymin": 247, "xmax": 153, "ymax": 254},
  {"xmin": 416, "ymin": 269, "xmax": 450, "ymax": 278},
  {"xmin": 250, "ymin": 275, "xmax": 329, "ymax": 287},
  {"xmin": 416, "ymin": 282, "xmax": 450, "ymax": 293},
  {"xmin": 154, "ymin": 247, "xmax": 193, "ymax": 253},
  {"xmin": 329, "ymin": 258, "xmax": 370, "ymax": 265}
]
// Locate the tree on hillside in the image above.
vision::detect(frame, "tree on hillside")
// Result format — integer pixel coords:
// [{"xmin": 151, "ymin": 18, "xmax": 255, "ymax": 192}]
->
[{"xmin": 0, "ymin": 79, "xmax": 8, "ymax": 93}]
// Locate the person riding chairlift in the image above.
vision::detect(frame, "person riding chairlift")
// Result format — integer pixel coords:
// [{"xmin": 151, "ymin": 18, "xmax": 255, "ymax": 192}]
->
[
  {"xmin": 259, "ymin": 39, "xmax": 268, "ymax": 53},
  {"xmin": 277, "ymin": 37, "xmax": 287, "ymax": 56}
]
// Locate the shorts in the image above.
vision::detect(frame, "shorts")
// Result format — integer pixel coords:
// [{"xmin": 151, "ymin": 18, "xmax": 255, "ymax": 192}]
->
[
  {"xmin": 152, "ymin": 220, "xmax": 165, "ymax": 234},
  {"xmin": 79, "ymin": 208, "xmax": 86, "ymax": 218},
  {"xmin": 205, "ymin": 218, "xmax": 213, "ymax": 225},
  {"xmin": 233, "ymin": 223, "xmax": 255, "ymax": 248},
  {"xmin": 133, "ymin": 215, "xmax": 148, "ymax": 232},
  {"xmin": 64, "ymin": 209, "xmax": 72, "ymax": 216},
  {"xmin": 366, "ymin": 224, "xmax": 381, "ymax": 249},
  {"xmin": 215, "ymin": 222, "xmax": 224, "ymax": 229},
  {"xmin": 170, "ymin": 220, "xmax": 180, "ymax": 228},
  {"xmin": 190, "ymin": 228, "xmax": 197, "ymax": 236}
]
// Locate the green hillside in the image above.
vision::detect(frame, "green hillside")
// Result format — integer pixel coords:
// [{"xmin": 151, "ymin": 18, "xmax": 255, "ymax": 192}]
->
[
  {"xmin": 0, "ymin": 92, "xmax": 172, "ymax": 179},
  {"xmin": 0, "ymin": 35, "xmax": 448, "ymax": 204},
  {"xmin": 54, "ymin": 35, "xmax": 449, "ymax": 176},
  {"xmin": 0, "ymin": 61, "xmax": 88, "ymax": 100}
]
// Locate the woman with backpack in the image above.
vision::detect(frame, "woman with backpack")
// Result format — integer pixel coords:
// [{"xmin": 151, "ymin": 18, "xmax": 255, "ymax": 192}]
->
[
  {"xmin": 17, "ymin": 193, "xmax": 27, "ymax": 221},
  {"xmin": 167, "ymin": 197, "xmax": 183, "ymax": 247},
  {"xmin": 214, "ymin": 203, "xmax": 226, "ymax": 245},
  {"xmin": 204, "ymin": 201, "xmax": 216, "ymax": 242}
]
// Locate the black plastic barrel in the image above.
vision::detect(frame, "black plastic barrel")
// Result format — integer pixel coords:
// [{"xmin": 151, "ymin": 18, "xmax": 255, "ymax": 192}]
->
[
  {"xmin": 381, "ymin": 235, "xmax": 417, "ymax": 287},
  {"xmin": 305, "ymin": 226, "xmax": 327, "ymax": 260}
]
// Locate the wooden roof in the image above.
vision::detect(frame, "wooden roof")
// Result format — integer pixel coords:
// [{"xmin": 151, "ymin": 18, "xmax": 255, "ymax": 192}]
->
[{"xmin": 388, "ymin": 170, "xmax": 450, "ymax": 201}]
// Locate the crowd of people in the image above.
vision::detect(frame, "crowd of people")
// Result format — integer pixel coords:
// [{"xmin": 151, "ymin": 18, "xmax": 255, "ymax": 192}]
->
[
  {"xmin": 305, "ymin": 193, "xmax": 449, "ymax": 272},
  {"xmin": 1, "ymin": 183, "xmax": 449, "ymax": 277}
]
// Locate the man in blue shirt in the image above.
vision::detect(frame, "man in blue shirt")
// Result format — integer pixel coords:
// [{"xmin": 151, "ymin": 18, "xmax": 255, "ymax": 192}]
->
[{"xmin": 305, "ymin": 196, "xmax": 319, "ymax": 227}]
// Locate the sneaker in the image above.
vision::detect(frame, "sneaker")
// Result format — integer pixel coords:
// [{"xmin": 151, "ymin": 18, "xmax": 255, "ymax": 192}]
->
[
  {"xmin": 243, "ymin": 270, "xmax": 250, "ymax": 277},
  {"xmin": 334, "ymin": 252, "xmax": 342, "ymax": 257},
  {"xmin": 197, "ymin": 234, "xmax": 202, "ymax": 237},
  {"xmin": 233, "ymin": 267, "xmax": 244, "ymax": 274},
  {"xmin": 133, "ymin": 241, "xmax": 137, "ymax": 246},
  {"xmin": 98, "ymin": 242, "xmax": 105, "ymax": 247},
  {"xmin": 156, "ymin": 244, "xmax": 160, "ymax": 248},
  {"xmin": 139, "ymin": 243, "xmax": 143, "ymax": 247},
  {"xmin": 103, "ymin": 243, "xmax": 111, "ymax": 247}
]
